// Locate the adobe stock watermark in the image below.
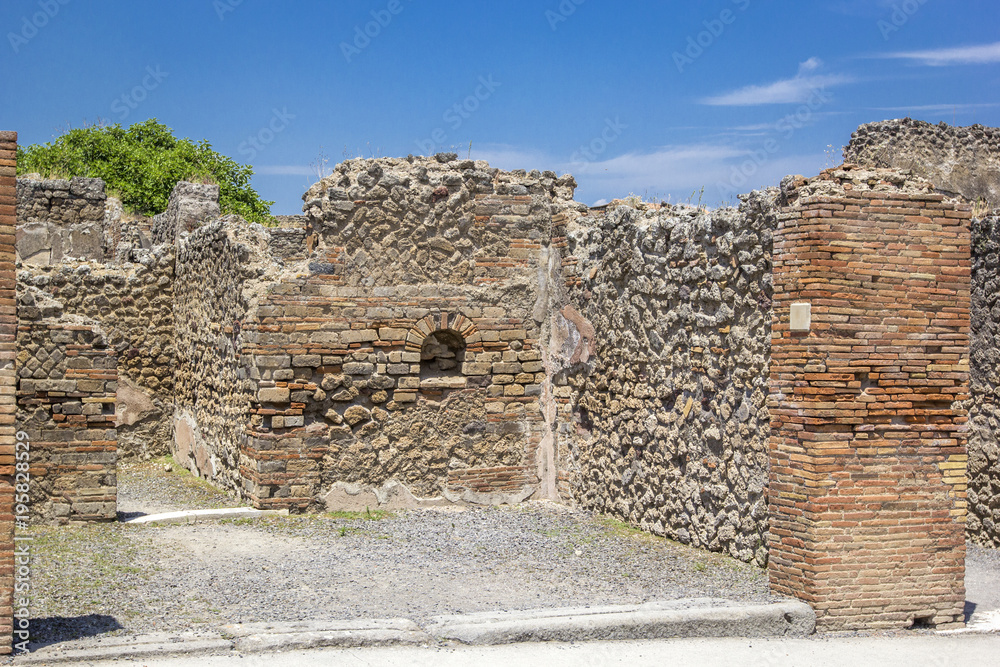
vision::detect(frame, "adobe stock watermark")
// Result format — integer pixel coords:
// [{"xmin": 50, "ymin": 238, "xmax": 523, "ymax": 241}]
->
[
  {"xmin": 213, "ymin": 0, "xmax": 243, "ymax": 21},
  {"xmin": 415, "ymin": 75, "xmax": 501, "ymax": 155},
  {"xmin": 111, "ymin": 66, "xmax": 168, "ymax": 121},
  {"xmin": 673, "ymin": 0, "xmax": 751, "ymax": 74},
  {"xmin": 716, "ymin": 85, "xmax": 833, "ymax": 202},
  {"xmin": 569, "ymin": 117, "xmax": 628, "ymax": 167},
  {"xmin": 238, "ymin": 108, "xmax": 295, "ymax": 161},
  {"xmin": 8, "ymin": 0, "xmax": 71, "ymax": 54},
  {"xmin": 341, "ymin": 0, "xmax": 412, "ymax": 63},
  {"xmin": 877, "ymin": 0, "xmax": 930, "ymax": 40},
  {"xmin": 546, "ymin": 0, "xmax": 585, "ymax": 31},
  {"xmin": 14, "ymin": 430, "xmax": 32, "ymax": 655}
]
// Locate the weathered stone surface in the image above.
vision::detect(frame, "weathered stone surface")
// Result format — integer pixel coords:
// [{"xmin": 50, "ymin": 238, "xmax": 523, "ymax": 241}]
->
[
  {"xmin": 560, "ymin": 196, "xmax": 775, "ymax": 565},
  {"xmin": 151, "ymin": 181, "xmax": 221, "ymax": 244},
  {"xmin": 259, "ymin": 387, "xmax": 290, "ymax": 403},
  {"xmin": 969, "ymin": 214, "xmax": 1000, "ymax": 548},
  {"xmin": 847, "ymin": 118, "xmax": 1000, "ymax": 206}
]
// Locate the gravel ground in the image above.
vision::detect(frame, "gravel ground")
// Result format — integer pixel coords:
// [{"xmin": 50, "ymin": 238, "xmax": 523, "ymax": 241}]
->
[
  {"xmin": 116, "ymin": 460, "xmax": 250, "ymax": 519},
  {"xmin": 23, "ymin": 463, "xmax": 1000, "ymax": 650},
  {"xmin": 26, "ymin": 462, "xmax": 771, "ymax": 648},
  {"xmin": 966, "ymin": 543, "xmax": 1000, "ymax": 618}
]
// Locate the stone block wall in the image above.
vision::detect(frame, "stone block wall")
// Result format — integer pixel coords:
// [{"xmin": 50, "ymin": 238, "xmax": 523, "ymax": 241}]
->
[
  {"xmin": 846, "ymin": 119, "xmax": 1000, "ymax": 206},
  {"xmin": 969, "ymin": 214, "xmax": 1000, "ymax": 547},
  {"xmin": 769, "ymin": 166, "xmax": 970, "ymax": 630},
  {"xmin": 17, "ymin": 253, "xmax": 175, "ymax": 459},
  {"xmin": 0, "ymin": 130, "xmax": 19, "ymax": 655},
  {"xmin": 15, "ymin": 177, "xmax": 107, "ymax": 265},
  {"xmin": 230, "ymin": 155, "xmax": 579, "ymax": 511},
  {"xmin": 268, "ymin": 228, "xmax": 307, "ymax": 262},
  {"xmin": 560, "ymin": 196, "xmax": 775, "ymax": 564},
  {"xmin": 172, "ymin": 217, "xmax": 271, "ymax": 492},
  {"xmin": 16, "ymin": 289, "xmax": 117, "ymax": 523},
  {"xmin": 151, "ymin": 182, "xmax": 220, "ymax": 245}
]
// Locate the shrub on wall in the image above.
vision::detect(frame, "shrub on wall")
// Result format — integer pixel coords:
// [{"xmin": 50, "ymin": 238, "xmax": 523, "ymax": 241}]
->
[{"xmin": 16, "ymin": 119, "xmax": 273, "ymax": 223}]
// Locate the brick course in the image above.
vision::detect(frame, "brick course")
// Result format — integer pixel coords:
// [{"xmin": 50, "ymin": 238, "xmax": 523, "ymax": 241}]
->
[{"xmin": 769, "ymin": 167, "xmax": 970, "ymax": 630}]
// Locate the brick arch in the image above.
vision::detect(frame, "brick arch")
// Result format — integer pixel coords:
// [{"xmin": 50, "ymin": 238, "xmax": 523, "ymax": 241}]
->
[{"xmin": 404, "ymin": 313, "xmax": 479, "ymax": 353}]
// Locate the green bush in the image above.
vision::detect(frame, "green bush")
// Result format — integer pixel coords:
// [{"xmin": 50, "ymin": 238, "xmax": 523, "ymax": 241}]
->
[{"xmin": 16, "ymin": 119, "xmax": 273, "ymax": 223}]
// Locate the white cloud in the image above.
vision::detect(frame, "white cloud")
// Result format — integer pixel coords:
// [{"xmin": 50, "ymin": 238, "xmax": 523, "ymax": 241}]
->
[
  {"xmin": 402, "ymin": 141, "xmax": 825, "ymax": 208},
  {"xmin": 872, "ymin": 102, "xmax": 1000, "ymax": 113},
  {"xmin": 701, "ymin": 60, "xmax": 852, "ymax": 106},
  {"xmin": 701, "ymin": 73, "xmax": 852, "ymax": 106},
  {"xmin": 798, "ymin": 57, "xmax": 822, "ymax": 74},
  {"xmin": 882, "ymin": 41, "xmax": 1000, "ymax": 66}
]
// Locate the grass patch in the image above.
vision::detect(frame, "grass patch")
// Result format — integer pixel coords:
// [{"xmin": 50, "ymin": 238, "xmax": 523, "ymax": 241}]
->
[
  {"xmin": 323, "ymin": 508, "xmax": 396, "ymax": 522},
  {"xmin": 26, "ymin": 524, "xmax": 157, "ymax": 623},
  {"xmin": 597, "ymin": 515, "xmax": 662, "ymax": 541},
  {"xmin": 218, "ymin": 517, "xmax": 258, "ymax": 526},
  {"xmin": 149, "ymin": 455, "xmax": 246, "ymax": 504}
]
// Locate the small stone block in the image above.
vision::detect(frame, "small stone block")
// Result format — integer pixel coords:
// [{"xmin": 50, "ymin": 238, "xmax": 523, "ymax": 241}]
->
[{"xmin": 790, "ymin": 303, "xmax": 811, "ymax": 332}]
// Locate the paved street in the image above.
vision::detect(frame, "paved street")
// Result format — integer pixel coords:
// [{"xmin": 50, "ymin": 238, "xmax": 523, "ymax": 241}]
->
[{"xmin": 73, "ymin": 634, "xmax": 1000, "ymax": 667}]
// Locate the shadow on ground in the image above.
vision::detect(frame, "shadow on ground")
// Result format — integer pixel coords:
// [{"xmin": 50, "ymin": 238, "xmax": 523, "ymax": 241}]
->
[{"xmin": 28, "ymin": 614, "xmax": 124, "ymax": 650}]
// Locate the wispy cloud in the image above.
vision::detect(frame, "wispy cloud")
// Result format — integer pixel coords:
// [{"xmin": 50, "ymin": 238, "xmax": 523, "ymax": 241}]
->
[
  {"xmin": 473, "ymin": 142, "xmax": 823, "ymax": 207},
  {"xmin": 871, "ymin": 102, "xmax": 1000, "ymax": 113},
  {"xmin": 881, "ymin": 41, "xmax": 1000, "ymax": 66},
  {"xmin": 701, "ymin": 59, "xmax": 852, "ymax": 106}
]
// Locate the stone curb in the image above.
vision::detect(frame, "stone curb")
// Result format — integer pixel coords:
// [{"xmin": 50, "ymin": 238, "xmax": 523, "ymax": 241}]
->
[
  {"xmin": 12, "ymin": 600, "xmax": 815, "ymax": 663},
  {"xmin": 123, "ymin": 507, "xmax": 290, "ymax": 525},
  {"xmin": 15, "ymin": 632, "xmax": 233, "ymax": 664},
  {"xmin": 224, "ymin": 618, "xmax": 430, "ymax": 652},
  {"xmin": 426, "ymin": 599, "xmax": 816, "ymax": 645}
]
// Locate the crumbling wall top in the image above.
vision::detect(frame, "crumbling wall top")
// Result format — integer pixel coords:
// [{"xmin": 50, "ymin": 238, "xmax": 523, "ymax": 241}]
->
[
  {"xmin": 845, "ymin": 118, "xmax": 1000, "ymax": 205},
  {"xmin": 779, "ymin": 164, "xmax": 939, "ymax": 206}
]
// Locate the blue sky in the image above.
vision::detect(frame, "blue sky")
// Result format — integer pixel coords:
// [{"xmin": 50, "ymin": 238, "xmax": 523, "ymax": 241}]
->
[{"xmin": 2, "ymin": 0, "xmax": 998, "ymax": 213}]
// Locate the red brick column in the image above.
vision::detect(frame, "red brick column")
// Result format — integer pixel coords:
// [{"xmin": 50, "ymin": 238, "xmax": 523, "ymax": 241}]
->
[
  {"xmin": 769, "ymin": 174, "xmax": 970, "ymax": 630},
  {"xmin": 0, "ymin": 131, "xmax": 18, "ymax": 653}
]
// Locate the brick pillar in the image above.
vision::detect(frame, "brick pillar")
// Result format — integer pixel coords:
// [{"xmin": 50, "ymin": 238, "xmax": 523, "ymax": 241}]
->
[
  {"xmin": 769, "ymin": 171, "xmax": 970, "ymax": 631},
  {"xmin": 0, "ymin": 131, "xmax": 18, "ymax": 654}
]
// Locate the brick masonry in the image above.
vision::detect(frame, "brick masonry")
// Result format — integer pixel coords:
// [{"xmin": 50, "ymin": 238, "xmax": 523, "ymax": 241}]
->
[
  {"xmin": 16, "ymin": 304, "xmax": 117, "ymax": 523},
  {"xmin": 0, "ymin": 130, "xmax": 18, "ymax": 655},
  {"xmin": 768, "ymin": 166, "xmax": 970, "ymax": 630},
  {"xmin": 4, "ymin": 141, "xmax": 986, "ymax": 634}
]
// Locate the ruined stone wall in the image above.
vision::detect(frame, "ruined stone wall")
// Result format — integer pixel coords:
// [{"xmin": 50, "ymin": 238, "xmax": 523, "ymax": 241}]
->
[
  {"xmin": 846, "ymin": 119, "xmax": 1000, "ymax": 206},
  {"xmin": 233, "ymin": 155, "xmax": 577, "ymax": 511},
  {"xmin": 560, "ymin": 197, "xmax": 775, "ymax": 564},
  {"xmin": 0, "ymin": 131, "xmax": 19, "ymax": 656},
  {"xmin": 172, "ymin": 217, "xmax": 274, "ymax": 494},
  {"xmin": 769, "ymin": 166, "xmax": 969, "ymax": 631},
  {"xmin": 16, "ymin": 289, "xmax": 117, "ymax": 524},
  {"xmin": 267, "ymin": 228, "xmax": 307, "ymax": 262},
  {"xmin": 17, "ymin": 252, "xmax": 175, "ymax": 459},
  {"xmin": 969, "ymin": 214, "xmax": 1000, "ymax": 547},
  {"xmin": 151, "ymin": 182, "xmax": 220, "ymax": 245},
  {"xmin": 15, "ymin": 177, "xmax": 108, "ymax": 265}
]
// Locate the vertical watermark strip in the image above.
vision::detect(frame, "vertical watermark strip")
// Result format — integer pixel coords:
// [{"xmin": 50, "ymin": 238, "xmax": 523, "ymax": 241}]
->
[{"xmin": 13, "ymin": 431, "xmax": 31, "ymax": 654}]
